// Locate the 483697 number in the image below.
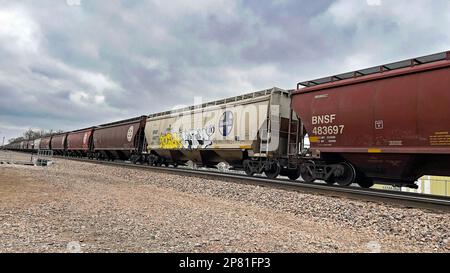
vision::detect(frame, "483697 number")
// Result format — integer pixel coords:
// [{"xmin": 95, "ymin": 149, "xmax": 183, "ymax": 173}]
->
[{"xmin": 312, "ymin": 125, "xmax": 344, "ymax": 136}]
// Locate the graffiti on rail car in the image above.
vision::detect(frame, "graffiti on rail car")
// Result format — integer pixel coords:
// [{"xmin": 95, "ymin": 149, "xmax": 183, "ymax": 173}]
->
[
  {"xmin": 159, "ymin": 125, "xmax": 216, "ymax": 150},
  {"xmin": 159, "ymin": 133, "xmax": 183, "ymax": 149}
]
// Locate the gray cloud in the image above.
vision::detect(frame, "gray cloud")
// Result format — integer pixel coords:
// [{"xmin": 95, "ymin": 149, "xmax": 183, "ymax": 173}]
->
[{"xmin": 1, "ymin": 0, "xmax": 450, "ymax": 142}]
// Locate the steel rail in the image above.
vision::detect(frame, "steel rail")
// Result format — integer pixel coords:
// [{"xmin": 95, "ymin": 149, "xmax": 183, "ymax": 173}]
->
[{"xmin": 52, "ymin": 156, "xmax": 450, "ymax": 212}]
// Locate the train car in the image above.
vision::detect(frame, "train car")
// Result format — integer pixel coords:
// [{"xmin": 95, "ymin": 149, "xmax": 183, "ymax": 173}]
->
[
  {"xmin": 66, "ymin": 127, "xmax": 94, "ymax": 157},
  {"xmin": 144, "ymin": 87, "xmax": 299, "ymax": 179},
  {"xmin": 19, "ymin": 141, "xmax": 26, "ymax": 151},
  {"xmin": 50, "ymin": 133, "xmax": 67, "ymax": 155},
  {"xmin": 26, "ymin": 140, "xmax": 34, "ymax": 152},
  {"xmin": 92, "ymin": 116, "xmax": 147, "ymax": 162},
  {"xmin": 291, "ymin": 51, "xmax": 450, "ymax": 188},
  {"xmin": 13, "ymin": 142, "xmax": 20, "ymax": 150},
  {"xmin": 33, "ymin": 138, "xmax": 41, "ymax": 152},
  {"xmin": 40, "ymin": 136, "xmax": 52, "ymax": 150}
]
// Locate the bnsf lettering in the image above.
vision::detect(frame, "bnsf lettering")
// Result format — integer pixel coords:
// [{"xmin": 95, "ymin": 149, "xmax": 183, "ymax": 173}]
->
[
  {"xmin": 312, "ymin": 114, "xmax": 336, "ymax": 125},
  {"xmin": 311, "ymin": 114, "xmax": 344, "ymax": 136}
]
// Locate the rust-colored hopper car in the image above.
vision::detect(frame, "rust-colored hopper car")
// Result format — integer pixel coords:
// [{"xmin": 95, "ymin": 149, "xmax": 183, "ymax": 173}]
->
[
  {"xmin": 92, "ymin": 116, "xmax": 147, "ymax": 162},
  {"xmin": 39, "ymin": 136, "xmax": 52, "ymax": 150},
  {"xmin": 50, "ymin": 133, "xmax": 68, "ymax": 156},
  {"xmin": 66, "ymin": 128, "xmax": 94, "ymax": 157},
  {"xmin": 291, "ymin": 51, "xmax": 450, "ymax": 187}
]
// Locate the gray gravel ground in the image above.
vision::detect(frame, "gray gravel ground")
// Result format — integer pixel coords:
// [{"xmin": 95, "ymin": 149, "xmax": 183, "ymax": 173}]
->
[{"xmin": 0, "ymin": 153, "xmax": 449, "ymax": 253}]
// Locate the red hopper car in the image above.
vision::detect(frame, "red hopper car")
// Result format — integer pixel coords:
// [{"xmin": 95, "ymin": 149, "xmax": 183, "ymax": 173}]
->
[{"xmin": 291, "ymin": 51, "xmax": 450, "ymax": 188}]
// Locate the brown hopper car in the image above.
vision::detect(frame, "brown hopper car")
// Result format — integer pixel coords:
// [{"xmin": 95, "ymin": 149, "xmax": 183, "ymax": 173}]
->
[
  {"xmin": 50, "ymin": 133, "xmax": 67, "ymax": 155},
  {"xmin": 291, "ymin": 51, "xmax": 450, "ymax": 187},
  {"xmin": 39, "ymin": 136, "xmax": 52, "ymax": 150},
  {"xmin": 66, "ymin": 128, "xmax": 94, "ymax": 157},
  {"xmin": 93, "ymin": 116, "xmax": 147, "ymax": 162}
]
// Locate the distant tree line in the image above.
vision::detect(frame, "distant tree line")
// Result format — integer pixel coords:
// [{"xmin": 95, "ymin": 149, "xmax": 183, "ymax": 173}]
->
[{"xmin": 8, "ymin": 128, "xmax": 64, "ymax": 143}]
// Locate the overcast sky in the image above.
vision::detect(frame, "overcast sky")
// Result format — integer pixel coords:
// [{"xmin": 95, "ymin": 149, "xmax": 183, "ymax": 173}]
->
[{"xmin": 1, "ymin": 0, "xmax": 449, "ymax": 142}]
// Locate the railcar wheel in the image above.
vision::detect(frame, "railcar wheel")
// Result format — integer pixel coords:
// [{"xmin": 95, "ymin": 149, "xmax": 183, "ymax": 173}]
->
[
  {"xmin": 130, "ymin": 155, "xmax": 138, "ymax": 164},
  {"xmin": 244, "ymin": 168, "xmax": 254, "ymax": 176},
  {"xmin": 301, "ymin": 172, "xmax": 315, "ymax": 183},
  {"xmin": 325, "ymin": 176, "xmax": 336, "ymax": 185},
  {"xmin": 335, "ymin": 162, "xmax": 356, "ymax": 186},
  {"xmin": 300, "ymin": 163, "xmax": 316, "ymax": 183},
  {"xmin": 265, "ymin": 162, "xmax": 281, "ymax": 179},
  {"xmin": 287, "ymin": 169, "xmax": 301, "ymax": 181},
  {"xmin": 243, "ymin": 160, "xmax": 255, "ymax": 176}
]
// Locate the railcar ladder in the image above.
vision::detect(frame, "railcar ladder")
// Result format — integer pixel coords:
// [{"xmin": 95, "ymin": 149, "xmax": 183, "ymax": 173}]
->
[
  {"xmin": 259, "ymin": 111, "xmax": 281, "ymax": 157},
  {"xmin": 259, "ymin": 118, "xmax": 270, "ymax": 157},
  {"xmin": 287, "ymin": 109, "xmax": 300, "ymax": 157}
]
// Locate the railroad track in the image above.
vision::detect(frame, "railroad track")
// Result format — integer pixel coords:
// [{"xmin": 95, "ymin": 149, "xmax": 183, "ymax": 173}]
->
[{"xmin": 49, "ymin": 156, "xmax": 450, "ymax": 212}]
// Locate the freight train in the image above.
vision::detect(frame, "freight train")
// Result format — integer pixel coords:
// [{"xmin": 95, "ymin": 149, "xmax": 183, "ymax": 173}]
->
[{"xmin": 4, "ymin": 51, "xmax": 450, "ymax": 189}]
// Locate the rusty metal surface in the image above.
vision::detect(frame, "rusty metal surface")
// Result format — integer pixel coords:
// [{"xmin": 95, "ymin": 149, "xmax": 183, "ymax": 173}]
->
[
  {"xmin": 50, "ymin": 133, "xmax": 67, "ymax": 150},
  {"xmin": 93, "ymin": 117, "xmax": 146, "ymax": 151},
  {"xmin": 291, "ymin": 53, "xmax": 450, "ymax": 181},
  {"xmin": 292, "ymin": 60, "xmax": 450, "ymax": 152},
  {"xmin": 296, "ymin": 51, "xmax": 450, "ymax": 91},
  {"xmin": 67, "ymin": 128, "xmax": 93, "ymax": 151},
  {"xmin": 39, "ymin": 137, "xmax": 51, "ymax": 150}
]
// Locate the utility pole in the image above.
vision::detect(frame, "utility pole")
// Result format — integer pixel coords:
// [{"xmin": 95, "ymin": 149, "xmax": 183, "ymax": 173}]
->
[{"xmin": 2, "ymin": 136, "xmax": 4, "ymax": 149}]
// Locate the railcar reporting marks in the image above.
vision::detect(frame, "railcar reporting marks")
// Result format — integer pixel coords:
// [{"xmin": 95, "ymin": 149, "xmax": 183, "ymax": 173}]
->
[{"xmin": 311, "ymin": 114, "xmax": 345, "ymax": 137}]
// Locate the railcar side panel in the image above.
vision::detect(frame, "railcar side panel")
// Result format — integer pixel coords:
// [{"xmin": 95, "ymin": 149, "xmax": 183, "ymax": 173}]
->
[
  {"xmin": 292, "ymin": 59, "xmax": 450, "ymax": 182},
  {"xmin": 144, "ymin": 88, "xmax": 291, "ymax": 166},
  {"xmin": 51, "ymin": 134, "xmax": 67, "ymax": 154},
  {"xmin": 92, "ymin": 116, "xmax": 147, "ymax": 161},
  {"xmin": 94, "ymin": 120, "xmax": 145, "ymax": 151},
  {"xmin": 66, "ymin": 128, "xmax": 94, "ymax": 156},
  {"xmin": 39, "ymin": 137, "xmax": 51, "ymax": 150}
]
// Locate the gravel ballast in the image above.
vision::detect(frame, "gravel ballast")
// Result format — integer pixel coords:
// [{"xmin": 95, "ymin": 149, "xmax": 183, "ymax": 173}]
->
[{"xmin": 0, "ymin": 154, "xmax": 449, "ymax": 253}]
